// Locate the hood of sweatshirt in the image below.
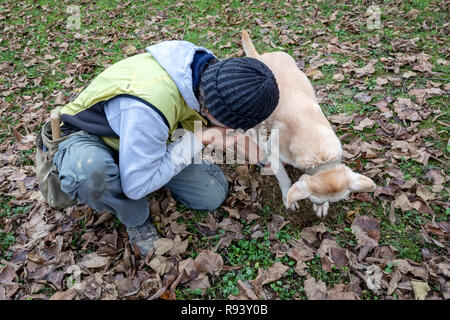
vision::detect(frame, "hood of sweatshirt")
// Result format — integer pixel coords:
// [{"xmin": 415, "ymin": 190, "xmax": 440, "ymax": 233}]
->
[{"xmin": 146, "ymin": 40, "xmax": 217, "ymax": 112}]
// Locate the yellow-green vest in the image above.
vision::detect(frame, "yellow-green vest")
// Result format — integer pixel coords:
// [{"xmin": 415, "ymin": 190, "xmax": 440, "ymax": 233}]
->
[{"xmin": 60, "ymin": 52, "xmax": 206, "ymax": 150}]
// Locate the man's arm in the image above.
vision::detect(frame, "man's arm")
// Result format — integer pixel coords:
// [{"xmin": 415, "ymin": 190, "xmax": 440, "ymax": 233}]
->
[{"xmin": 104, "ymin": 97, "xmax": 203, "ymax": 200}]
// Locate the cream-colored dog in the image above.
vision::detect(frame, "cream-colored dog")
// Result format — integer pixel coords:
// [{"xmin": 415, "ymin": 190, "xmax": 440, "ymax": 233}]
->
[{"xmin": 241, "ymin": 30, "xmax": 376, "ymax": 218}]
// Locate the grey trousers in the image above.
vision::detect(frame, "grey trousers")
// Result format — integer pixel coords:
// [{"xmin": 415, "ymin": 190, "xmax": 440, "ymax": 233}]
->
[{"xmin": 53, "ymin": 132, "xmax": 229, "ymax": 227}]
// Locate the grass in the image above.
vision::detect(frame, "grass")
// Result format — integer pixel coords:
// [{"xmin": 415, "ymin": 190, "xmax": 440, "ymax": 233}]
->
[{"xmin": 0, "ymin": 0, "xmax": 448, "ymax": 300}]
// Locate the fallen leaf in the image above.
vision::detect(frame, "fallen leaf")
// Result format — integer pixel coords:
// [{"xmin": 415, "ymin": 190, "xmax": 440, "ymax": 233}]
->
[
  {"xmin": 79, "ymin": 253, "xmax": 109, "ymax": 269},
  {"xmin": 26, "ymin": 212, "xmax": 55, "ymax": 241},
  {"xmin": 306, "ymin": 68, "xmax": 324, "ymax": 80},
  {"xmin": 149, "ymin": 256, "xmax": 174, "ymax": 276},
  {"xmin": 393, "ymin": 259, "xmax": 428, "ymax": 279},
  {"xmin": 328, "ymin": 113, "xmax": 354, "ymax": 125},
  {"xmin": 327, "ymin": 284, "xmax": 359, "ymax": 300},
  {"xmin": 416, "ymin": 185, "xmax": 435, "ymax": 202},
  {"xmin": 287, "ymin": 245, "xmax": 314, "ymax": 263},
  {"xmin": 169, "ymin": 235, "xmax": 188, "ymax": 256},
  {"xmin": 304, "ymin": 276, "xmax": 327, "ymax": 300},
  {"xmin": 223, "ymin": 206, "xmax": 240, "ymax": 219},
  {"xmin": 355, "ymin": 61, "xmax": 376, "ymax": 77},
  {"xmin": 294, "ymin": 261, "xmax": 308, "ymax": 276},
  {"xmin": 268, "ymin": 214, "xmax": 289, "ymax": 239},
  {"xmin": 237, "ymin": 279, "xmax": 258, "ymax": 300},
  {"xmin": 376, "ymin": 76, "xmax": 389, "ymax": 86},
  {"xmin": 194, "ymin": 250, "xmax": 223, "ymax": 276},
  {"xmin": 394, "ymin": 192, "xmax": 415, "ymax": 212},
  {"xmin": 333, "ymin": 73, "xmax": 345, "ymax": 82},
  {"xmin": 354, "ymin": 118, "xmax": 375, "ymax": 131},
  {"xmin": 250, "ymin": 262, "xmax": 289, "ymax": 287},
  {"xmin": 186, "ymin": 273, "xmax": 210, "ymax": 295},
  {"xmin": 49, "ymin": 288, "xmax": 78, "ymax": 300},
  {"xmin": 411, "ymin": 281, "xmax": 430, "ymax": 300},
  {"xmin": 387, "ymin": 269, "xmax": 402, "ymax": 296},
  {"xmin": 394, "ymin": 98, "xmax": 421, "ymax": 121},
  {"xmin": 364, "ymin": 265, "xmax": 383, "ymax": 294},
  {"xmin": 301, "ymin": 223, "xmax": 327, "ymax": 244},
  {"xmin": 153, "ymin": 238, "xmax": 174, "ymax": 256},
  {"xmin": 351, "ymin": 216, "xmax": 380, "ymax": 262},
  {"xmin": 354, "ymin": 92, "xmax": 372, "ymax": 103}
]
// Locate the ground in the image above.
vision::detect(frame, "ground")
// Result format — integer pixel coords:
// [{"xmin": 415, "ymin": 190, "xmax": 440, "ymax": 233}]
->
[{"xmin": 0, "ymin": 0, "xmax": 448, "ymax": 300}]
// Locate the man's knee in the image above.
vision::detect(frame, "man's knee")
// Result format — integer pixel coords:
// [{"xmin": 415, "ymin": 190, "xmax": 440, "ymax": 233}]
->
[
  {"xmin": 202, "ymin": 165, "xmax": 229, "ymax": 210},
  {"xmin": 76, "ymin": 154, "xmax": 119, "ymax": 201},
  {"xmin": 55, "ymin": 135, "xmax": 118, "ymax": 200},
  {"xmin": 167, "ymin": 163, "xmax": 229, "ymax": 211}
]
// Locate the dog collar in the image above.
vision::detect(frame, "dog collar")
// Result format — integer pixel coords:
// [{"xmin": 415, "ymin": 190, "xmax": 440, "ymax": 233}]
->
[{"xmin": 304, "ymin": 158, "xmax": 342, "ymax": 176}]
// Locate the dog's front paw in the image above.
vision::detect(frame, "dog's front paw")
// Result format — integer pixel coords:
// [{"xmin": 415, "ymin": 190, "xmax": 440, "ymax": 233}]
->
[
  {"xmin": 283, "ymin": 197, "xmax": 299, "ymax": 211},
  {"xmin": 290, "ymin": 201, "xmax": 299, "ymax": 211},
  {"xmin": 313, "ymin": 202, "xmax": 329, "ymax": 218}
]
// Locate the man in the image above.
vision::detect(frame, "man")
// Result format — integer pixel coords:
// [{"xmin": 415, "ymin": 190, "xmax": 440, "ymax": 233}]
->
[{"xmin": 52, "ymin": 40, "xmax": 279, "ymax": 256}]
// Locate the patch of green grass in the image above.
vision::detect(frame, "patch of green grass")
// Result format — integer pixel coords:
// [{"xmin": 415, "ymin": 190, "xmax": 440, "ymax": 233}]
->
[
  {"xmin": 331, "ymin": 198, "xmax": 446, "ymax": 264},
  {"xmin": 0, "ymin": 198, "xmax": 30, "ymax": 219},
  {"xmin": 226, "ymin": 234, "xmax": 273, "ymax": 269},
  {"xmin": 37, "ymin": 285, "xmax": 56, "ymax": 296},
  {"xmin": 0, "ymin": 231, "xmax": 15, "ymax": 260},
  {"xmin": 306, "ymin": 255, "xmax": 350, "ymax": 287},
  {"xmin": 71, "ymin": 217, "xmax": 89, "ymax": 249}
]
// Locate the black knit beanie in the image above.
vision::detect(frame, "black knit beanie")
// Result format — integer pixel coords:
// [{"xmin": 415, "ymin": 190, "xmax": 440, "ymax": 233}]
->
[{"xmin": 199, "ymin": 57, "xmax": 279, "ymax": 131}]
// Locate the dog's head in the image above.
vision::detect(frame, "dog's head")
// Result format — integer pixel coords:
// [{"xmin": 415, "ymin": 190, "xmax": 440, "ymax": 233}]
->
[{"xmin": 286, "ymin": 165, "xmax": 375, "ymax": 217}]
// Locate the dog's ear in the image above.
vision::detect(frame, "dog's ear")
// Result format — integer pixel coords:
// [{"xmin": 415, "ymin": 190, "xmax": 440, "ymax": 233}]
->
[
  {"xmin": 349, "ymin": 173, "xmax": 376, "ymax": 192},
  {"xmin": 287, "ymin": 180, "xmax": 311, "ymax": 207}
]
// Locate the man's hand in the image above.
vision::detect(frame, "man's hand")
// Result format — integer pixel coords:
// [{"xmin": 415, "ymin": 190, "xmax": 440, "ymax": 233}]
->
[{"xmin": 194, "ymin": 126, "xmax": 241, "ymax": 149}]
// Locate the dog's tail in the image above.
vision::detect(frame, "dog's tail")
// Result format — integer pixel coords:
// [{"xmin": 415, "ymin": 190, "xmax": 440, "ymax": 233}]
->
[{"xmin": 241, "ymin": 30, "xmax": 259, "ymax": 58}]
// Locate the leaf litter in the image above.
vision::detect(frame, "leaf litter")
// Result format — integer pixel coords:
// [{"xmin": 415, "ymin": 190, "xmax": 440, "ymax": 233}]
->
[{"xmin": 0, "ymin": 0, "xmax": 448, "ymax": 301}]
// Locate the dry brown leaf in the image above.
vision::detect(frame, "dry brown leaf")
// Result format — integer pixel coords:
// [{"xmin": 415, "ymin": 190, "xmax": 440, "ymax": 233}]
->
[
  {"xmin": 354, "ymin": 93, "xmax": 372, "ymax": 104},
  {"xmin": 186, "ymin": 273, "xmax": 210, "ymax": 295},
  {"xmin": 294, "ymin": 261, "xmax": 308, "ymax": 276},
  {"xmin": 328, "ymin": 113, "xmax": 354, "ymax": 125},
  {"xmin": 304, "ymin": 276, "xmax": 327, "ymax": 300},
  {"xmin": 387, "ymin": 269, "xmax": 402, "ymax": 296},
  {"xmin": 327, "ymin": 284, "xmax": 359, "ymax": 300},
  {"xmin": 393, "ymin": 192, "xmax": 415, "ymax": 212},
  {"xmin": 333, "ymin": 73, "xmax": 345, "ymax": 82},
  {"xmin": 301, "ymin": 223, "xmax": 327, "ymax": 244},
  {"xmin": 25, "ymin": 212, "xmax": 55, "ymax": 241},
  {"xmin": 354, "ymin": 118, "xmax": 375, "ymax": 131},
  {"xmin": 364, "ymin": 265, "xmax": 383, "ymax": 294},
  {"xmin": 306, "ymin": 68, "xmax": 324, "ymax": 80},
  {"xmin": 149, "ymin": 256, "xmax": 174, "ymax": 276},
  {"xmin": 168, "ymin": 235, "xmax": 188, "ymax": 256},
  {"xmin": 153, "ymin": 238, "xmax": 174, "ymax": 256},
  {"xmin": 222, "ymin": 206, "xmax": 240, "ymax": 219},
  {"xmin": 355, "ymin": 61, "xmax": 376, "ymax": 77},
  {"xmin": 79, "ymin": 253, "xmax": 109, "ymax": 269},
  {"xmin": 0, "ymin": 265, "xmax": 17, "ymax": 283},
  {"xmin": 237, "ymin": 279, "xmax": 258, "ymax": 300},
  {"xmin": 49, "ymin": 288, "xmax": 78, "ymax": 300},
  {"xmin": 411, "ymin": 281, "xmax": 430, "ymax": 300},
  {"xmin": 351, "ymin": 216, "xmax": 380, "ymax": 262},
  {"xmin": 268, "ymin": 214, "xmax": 289, "ymax": 239},
  {"xmin": 194, "ymin": 250, "xmax": 223, "ymax": 276},
  {"xmin": 250, "ymin": 262, "xmax": 289, "ymax": 287},
  {"xmin": 416, "ymin": 185, "xmax": 435, "ymax": 202},
  {"xmin": 393, "ymin": 259, "xmax": 428, "ymax": 279},
  {"xmin": 287, "ymin": 245, "xmax": 314, "ymax": 263},
  {"xmin": 218, "ymin": 218, "xmax": 243, "ymax": 239},
  {"xmin": 394, "ymin": 98, "xmax": 421, "ymax": 121}
]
